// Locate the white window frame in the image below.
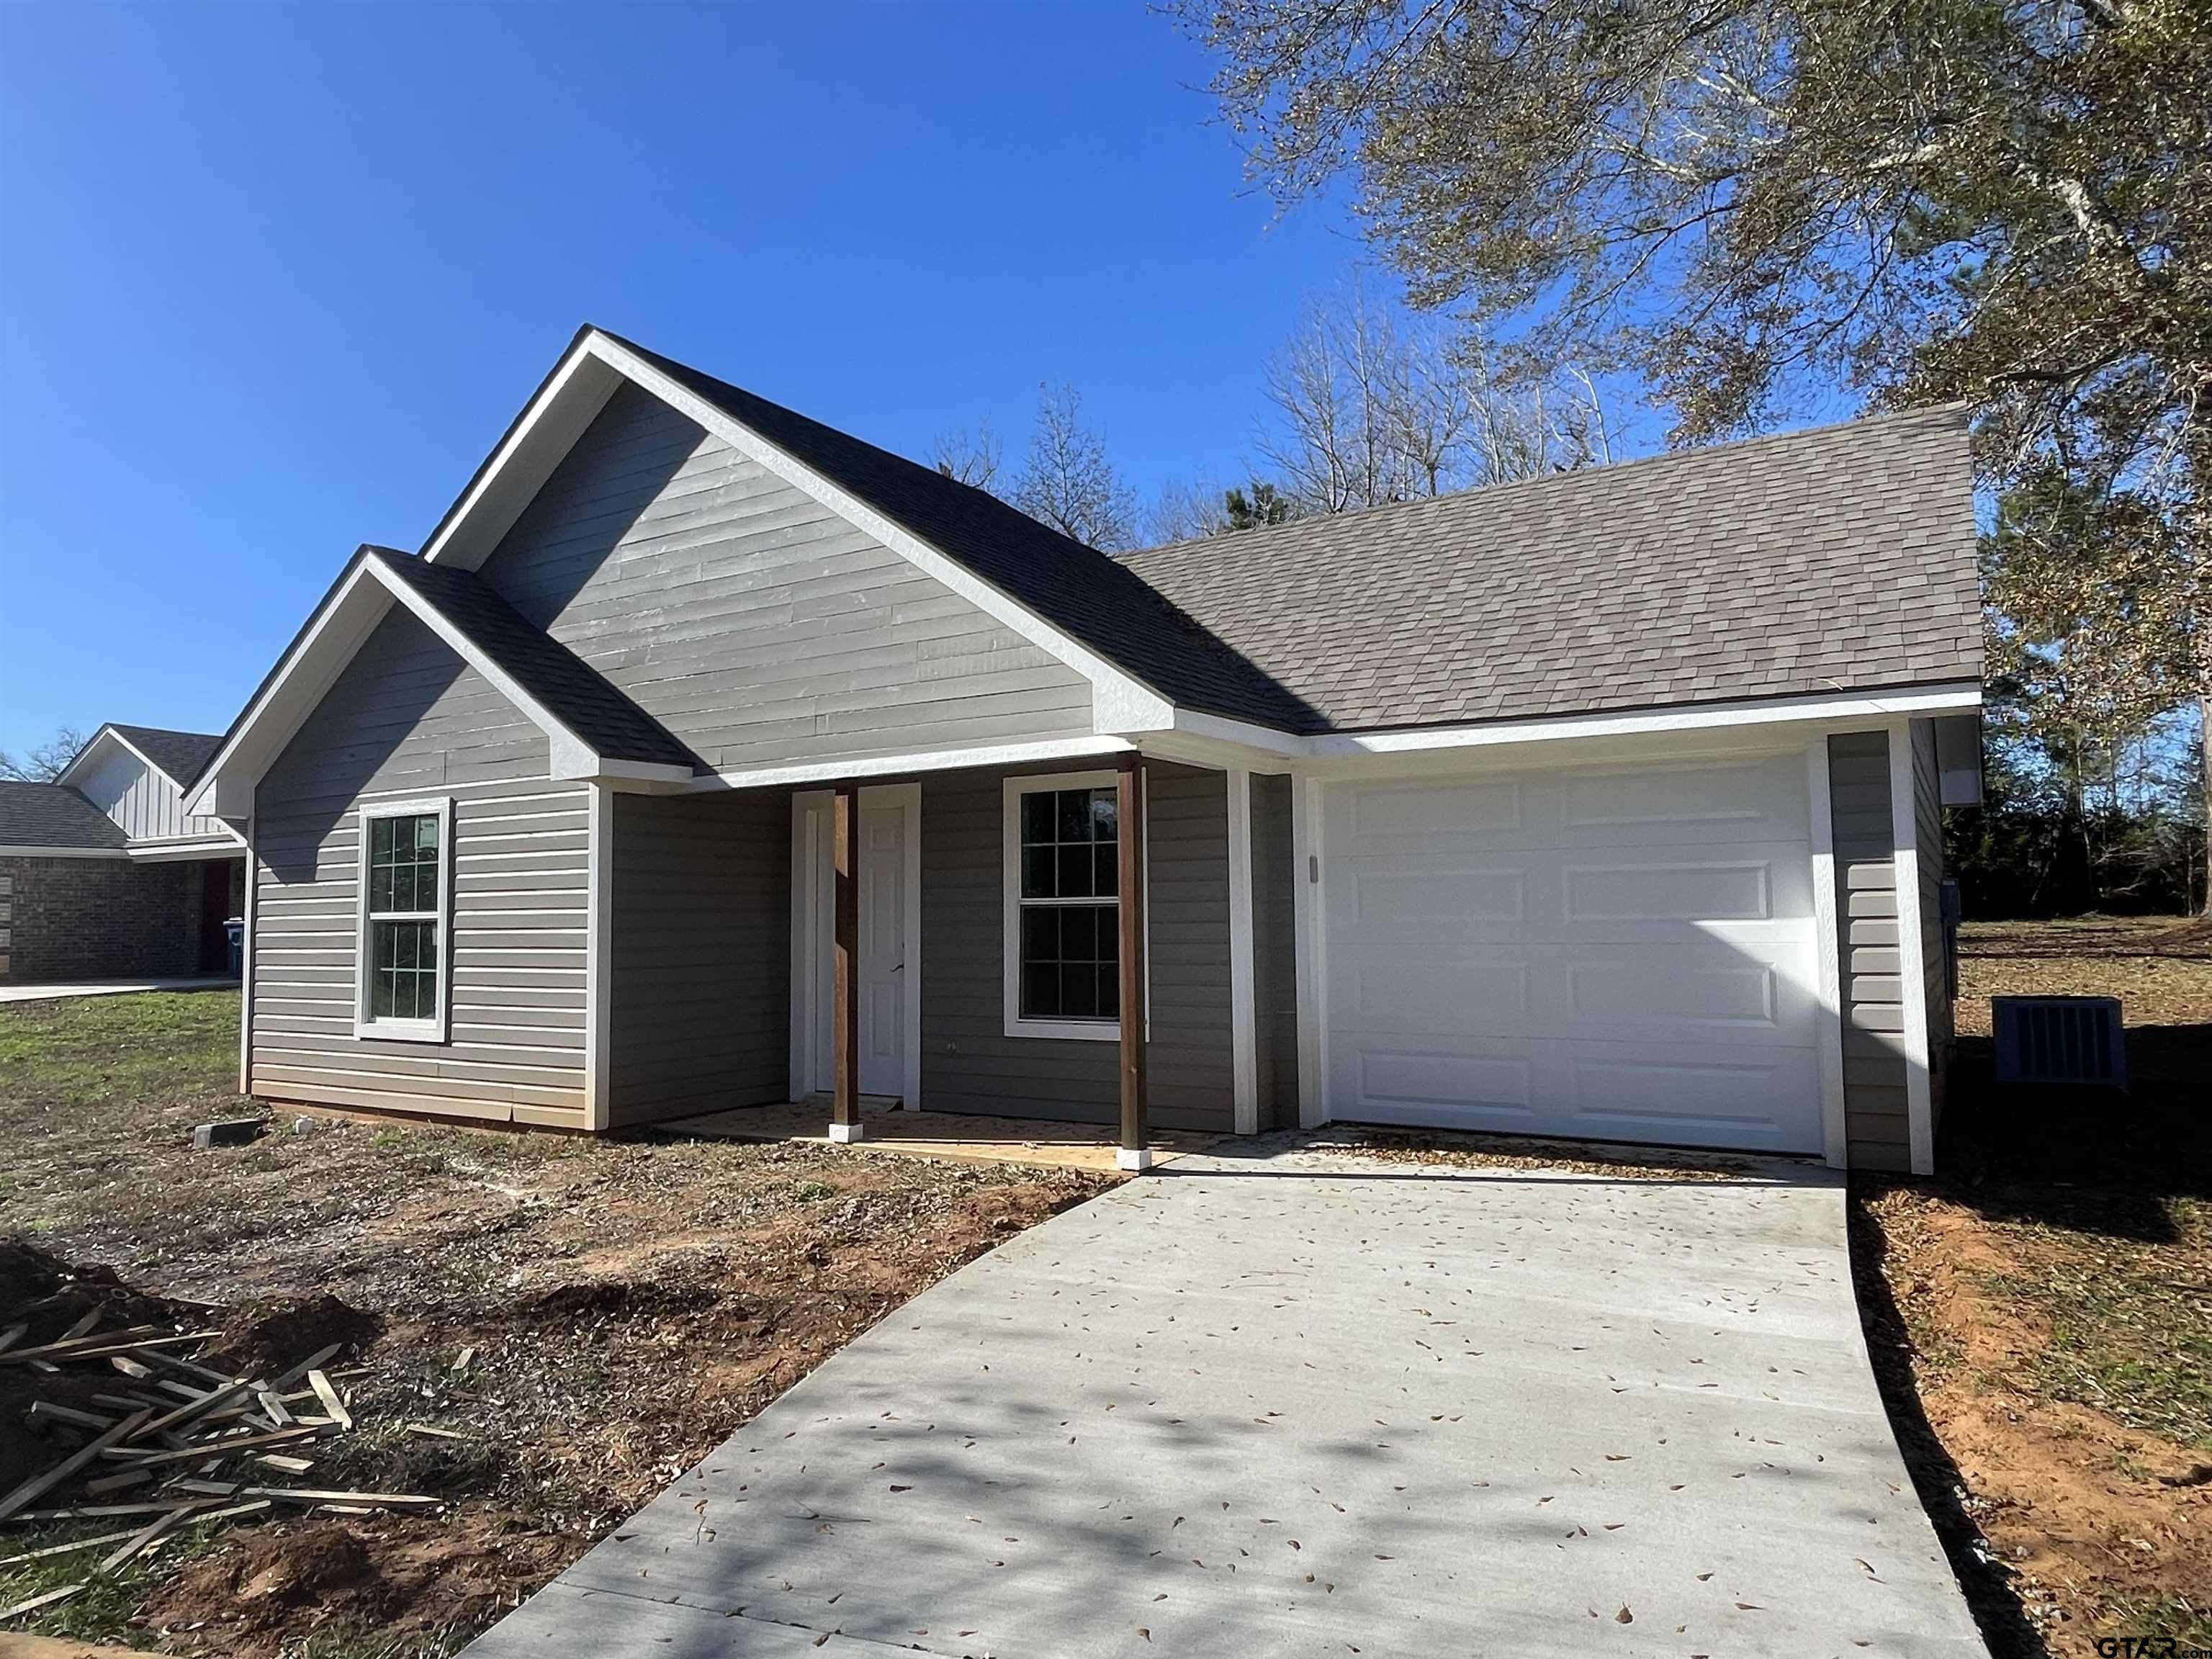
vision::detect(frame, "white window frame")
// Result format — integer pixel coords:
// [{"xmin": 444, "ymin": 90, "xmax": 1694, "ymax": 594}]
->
[
  {"xmin": 1002, "ymin": 768, "xmax": 1134, "ymax": 1043},
  {"xmin": 354, "ymin": 795, "xmax": 454, "ymax": 1043}
]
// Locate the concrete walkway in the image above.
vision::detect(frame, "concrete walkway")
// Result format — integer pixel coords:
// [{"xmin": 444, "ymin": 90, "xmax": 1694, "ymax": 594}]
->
[
  {"xmin": 464, "ymin": 1145, "xmax": 1985, "ymax": 1658},
  {"xmin": 0, "ymin": 976, "xmax": 235, "ymax": 1006}
]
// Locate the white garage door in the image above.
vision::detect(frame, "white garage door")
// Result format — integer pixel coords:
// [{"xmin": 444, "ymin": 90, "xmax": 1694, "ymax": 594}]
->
[{"xmin": 1323, "ymin": 751, "xmax": 1824, "ymax": 1154}]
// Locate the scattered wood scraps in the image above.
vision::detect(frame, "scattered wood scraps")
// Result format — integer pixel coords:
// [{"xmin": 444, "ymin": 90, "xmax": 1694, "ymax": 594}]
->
[{"xmin": 0, "ymin": 1313, "xmax": 440, "ymax": 1581}]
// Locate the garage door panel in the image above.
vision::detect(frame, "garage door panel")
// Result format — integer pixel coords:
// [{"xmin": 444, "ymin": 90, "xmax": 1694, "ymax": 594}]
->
[
  {"xmin": 1346, "ymin": 952, "xmax": 1529, "ymax": 1032},
  {"xmin": 1567, "ymin": 1049, "xmax": 1821, "ymax": 1150},
  {"xmin": 1322, "ymin": 755, "xmax": 1826, "ymax": 1155},
  {"xmin": 1351, "ymin": 866, "xmax": 1527, "ymax": 930},
  {"xmin": 1353, "ymin": 1048, "xmax": 1537, "ymax": 1120},
  {"xmin": 1559, "ymin": 757, "xmax": 1809, "ymax": 842},
  {"xmin": 1347, "ymin": 778, "xmax": 1523, "ymax": 845}
]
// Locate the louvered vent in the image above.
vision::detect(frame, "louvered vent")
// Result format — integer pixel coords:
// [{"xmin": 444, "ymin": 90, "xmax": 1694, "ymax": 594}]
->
[{"xmin": 1992, "ymin": 997, "xmax": 2128, "ymax": 1089}]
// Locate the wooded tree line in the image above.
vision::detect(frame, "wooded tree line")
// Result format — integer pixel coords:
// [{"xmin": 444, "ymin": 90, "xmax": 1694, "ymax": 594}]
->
[{"xmin": 1156, "ymin": 0, "xmax": 2206, "ymax": 915}]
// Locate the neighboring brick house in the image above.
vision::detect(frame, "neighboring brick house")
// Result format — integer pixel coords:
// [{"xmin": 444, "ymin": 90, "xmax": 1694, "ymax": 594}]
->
[{"xmin": 0, "ymin": 724, "xmax": 246, "ymax": 984}]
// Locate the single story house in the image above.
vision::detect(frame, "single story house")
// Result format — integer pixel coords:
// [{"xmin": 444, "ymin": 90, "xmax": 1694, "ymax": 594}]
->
[
  {"xmin": 184, "ymin": 328, "xmax": 1981, "ymax": 1174},
  {"xmin": 1, "ymin": 724, "xmax": 246, "ymax": 984}
]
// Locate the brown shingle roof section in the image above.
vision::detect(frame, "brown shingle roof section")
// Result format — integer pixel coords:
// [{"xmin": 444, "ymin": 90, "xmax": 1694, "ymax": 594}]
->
[{"xmin": 1120, "ymin": 405, "xmax": 1982, "ymax": 734}]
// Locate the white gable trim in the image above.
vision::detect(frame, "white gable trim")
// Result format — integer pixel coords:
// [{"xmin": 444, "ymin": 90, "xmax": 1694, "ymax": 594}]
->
[
  {"xmin": 56, "ymin": 726, "xmax": 169, "ymax": 792},
  {"xmin": 184, "ymin": 553, "xmax": 688, "ymax": 819},
  {"xmin": 420, "ymin": 331, "xmax": 1178, "ymax": 734}
]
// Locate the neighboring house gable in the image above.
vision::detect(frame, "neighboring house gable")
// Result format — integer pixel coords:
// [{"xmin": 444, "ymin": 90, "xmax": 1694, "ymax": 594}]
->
[
  {"xmin": 473, "ymin": 383, "xmax": 1100, "ymax": 777},
  {"xmin": 61, "ymin": 727, "xmax": 234, "ymax": 848}
]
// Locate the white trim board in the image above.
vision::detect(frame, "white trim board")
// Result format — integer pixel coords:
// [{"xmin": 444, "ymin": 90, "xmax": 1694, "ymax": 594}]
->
[
  {"xmin": 583, "ymin": 784, "xmax": 614, "ymax": 1130},
  {"xmin": 1301, "ymin": 684, "xmax": 1982, "ymax": 765},
  {"xmin": 1806, "ymin": 738, "xmax": 1849, "ymax": 1169},
  {"xmin": 1889, "ymin": 721, "xmax": 1937, "ymax": 1175},
  {"xmin": 0, "ymin": 845, "xmax": 130, "ymax": 860},
  {"xmin": 704, "ymin": 735, "xmax": 1130, "ymax": 795}
]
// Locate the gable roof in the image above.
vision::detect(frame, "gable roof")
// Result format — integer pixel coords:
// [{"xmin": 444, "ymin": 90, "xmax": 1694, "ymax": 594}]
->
[
  {"xmin": 0, "ymin": 781, "xmax": 130, "ymax": 851},
  {"xmin": 367, "ymin": 548, "xmax": 696, "ymax": 771},
  {"xmin": 598, "ymin": 333, "xmax": 1318, "ymax": 733},
  {"xmin": 99, "ymin": 725, "xmax": 223, "ymax": 787},
  {"xmin": 183, "ymin": 545, "xmax": 696, "ymax": 815},
  {"xmin": 1121, "ymin": 405, "xmax": 1982, "ymax": 734}
]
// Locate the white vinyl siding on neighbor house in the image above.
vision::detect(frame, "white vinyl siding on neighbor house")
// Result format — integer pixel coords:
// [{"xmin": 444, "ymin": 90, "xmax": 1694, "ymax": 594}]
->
[
  {"xmin": 1319, "ymin": 750, "xmax": 1826, "ymax": 1154},
  {"xmin": 68, "ymin": 738, "xmax": 231, "ymax": 845},
  {"xmin": 248, "ymin": 609, "xmax": 591, "ymax": 1128},
  {"xmin": 473, "ymin": 384, "xmax": 1100, "ymax": 775}
]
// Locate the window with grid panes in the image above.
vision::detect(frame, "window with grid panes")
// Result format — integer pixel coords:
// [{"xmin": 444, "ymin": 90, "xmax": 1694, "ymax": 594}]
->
[
  {"xmin": 1015, "ymin": 784, "xmax": 1119, "ymax": 1023},
  {"xmin": 364, "ymin": 811, "xmax": 443, "ymax": 1025}
]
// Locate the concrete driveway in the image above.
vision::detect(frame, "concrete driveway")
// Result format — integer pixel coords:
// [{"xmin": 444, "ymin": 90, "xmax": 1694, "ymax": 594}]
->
[{"xmin": 464, "ymin": 1144, "xmax": 1985, "ymax": 1658}]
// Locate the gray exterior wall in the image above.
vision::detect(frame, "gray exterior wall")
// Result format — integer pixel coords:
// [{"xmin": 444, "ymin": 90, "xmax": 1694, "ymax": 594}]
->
[
  {"xmin": 250, "ymin": 609, "xmax": 591, "ymax": 1128},
  {"xmin": 1827, "ymin": 729, "xmax": 1912, "ymax": 1171},
  {"xmin": 0, "ymin": 856, "xmax": 226, "ymax": 984},
  {"xmin": 1249, "ymin": 772, "xmax": 1300, "ymax": 1130},
  {"xmin": 608, "ymin": 790, "xmax": 790, "ymax": 1127},
  {"xmin": 918, "ymin": 759, "xmax": 1235, "ymax": 1133},
  {"xmin": 475, "ymin": 384, "xmax": 1098, "ymax": 775}
]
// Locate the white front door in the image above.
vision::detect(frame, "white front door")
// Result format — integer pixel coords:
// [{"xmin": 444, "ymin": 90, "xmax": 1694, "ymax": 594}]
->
[
  {"xmin": 858, "ymin": 795, "xmax": 909, "ymax": 1097},
  {"xmin": 1320, "ymin": 750, "xmax": 1825, "ymax": 1154},
  {"xmin": 791, "ymin": 783, "xmax": 922, "ymax": 1109}
]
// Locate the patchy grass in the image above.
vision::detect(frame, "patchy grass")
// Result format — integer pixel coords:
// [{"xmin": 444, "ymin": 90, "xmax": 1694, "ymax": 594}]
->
[
  {"xmin": 1, "ymin": 989, "xmax": 1115, "ymax": 1655},
  {"xmin": 1853, "ymin": 914, "xmax": 2212, "ymax": 1659}
]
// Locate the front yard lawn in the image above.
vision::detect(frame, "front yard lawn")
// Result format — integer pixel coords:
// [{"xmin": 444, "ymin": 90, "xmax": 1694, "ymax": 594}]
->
[
  {"xmin": 1852, "ymin": 916, "xmax": 2212, "ymax": 1659},
  {"xmin": 0, "ymin": 990, "xmax": 1112, "ymax": 1656}
]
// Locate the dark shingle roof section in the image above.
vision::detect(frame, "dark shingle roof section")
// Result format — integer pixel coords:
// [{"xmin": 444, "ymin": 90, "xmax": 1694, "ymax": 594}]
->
[
  {"xmin": 1120, "ymin": 406, "xmax": 1982, "ymax": 733},
  {"xmin": 0, "ymin": 781, "xmax": 130, "ymax": 850},
  {"xmin": 601, "ymin": 331, "xmax": 1318, "ymax": 730},
  {"xmin": 107, "ymin": 725, "xmax": 223, "ymax": 786},
  {"xmin": 367, "ymin": 548, "xmax": 697, "ymax": 770}
]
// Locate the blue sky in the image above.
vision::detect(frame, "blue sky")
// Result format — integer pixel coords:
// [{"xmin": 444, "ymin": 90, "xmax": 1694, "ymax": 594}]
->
[{"xmin": 0, "ymin": 1, "xmax": 1385, "ymax": 757}]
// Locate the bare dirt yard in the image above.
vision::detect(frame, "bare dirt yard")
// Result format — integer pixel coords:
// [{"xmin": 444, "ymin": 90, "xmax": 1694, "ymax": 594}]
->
[
  {"xmin": 1852, "ymin": 916, "xmax": 2212, "ymax": 1658},
  {"xmin": 0, "ymin": 991, "xmax": 1113, "ymax": 1657}
]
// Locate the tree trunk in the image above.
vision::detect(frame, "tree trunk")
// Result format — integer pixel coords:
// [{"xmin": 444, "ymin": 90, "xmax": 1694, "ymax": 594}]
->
[{"xmin": 2200, "ymin": 691, "xmax": 2211, "ymax": 917}]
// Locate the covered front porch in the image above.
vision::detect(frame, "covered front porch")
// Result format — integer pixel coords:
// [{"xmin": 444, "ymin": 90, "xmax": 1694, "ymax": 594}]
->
[{"xmin": 598, "ymin": 750, "xmax": 1299, "ymax": 1166}]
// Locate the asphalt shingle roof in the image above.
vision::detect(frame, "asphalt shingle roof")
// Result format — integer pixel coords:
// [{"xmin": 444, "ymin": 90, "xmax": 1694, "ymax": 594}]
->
[
  {"xmin": 106, "ymin": 724, "xmax": 223, "ymax": 786},
  {"xmin": 367, "ymin": 547, "xmax": 697, "ymax": 771},
  {"xmin": 0, "ymin": 781, "xmax": 130, "ymax": 850},
  {"xmin": 1120, "ymin": 405, "xmax": 1982, "ymax": 732}
]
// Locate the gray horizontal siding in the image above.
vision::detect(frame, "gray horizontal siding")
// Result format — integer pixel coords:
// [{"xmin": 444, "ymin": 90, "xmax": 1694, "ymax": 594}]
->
[
  {"xmin": 476, "ymin": 384, "xmax": 1097, "ymax": 775},
  {"xmin": 250, "ymin": 609, "xmax": 588, "ymax": 1128},
  {"xmin": 608, "ymin": 791, "xmax": 790, "ymax": 1126},
  {"xmin": 1828, "ymin": 729, "xmax": 1909, "ymax": 1172},
  {"xmin": 919, "ymin": 760, "xmax": 1234, "ymax": 1133},
  {"xmin": 1250, "ymin": 772, "xmax": 1300, "ymax": 1130}
]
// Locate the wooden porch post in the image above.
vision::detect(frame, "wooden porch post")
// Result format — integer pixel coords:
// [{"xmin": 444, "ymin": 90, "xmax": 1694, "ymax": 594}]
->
[
  {"xmin": 1116, "ymin": 752, "xmax": 1151, "ymax": 1171},
  {"xmin": 830, "ymin": 781, "xmax": 863, "ymax": 1143}
]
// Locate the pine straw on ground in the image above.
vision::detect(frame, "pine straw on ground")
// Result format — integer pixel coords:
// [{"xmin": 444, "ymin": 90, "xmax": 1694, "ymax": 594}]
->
[
  {"xmin": 1851, "ymin": 914, "xmax": 2212, "ymax": 1659},
  {"xmin": 1, "ymin": 990, "xmax": 1113, "ymax": 1657}
]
